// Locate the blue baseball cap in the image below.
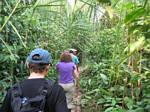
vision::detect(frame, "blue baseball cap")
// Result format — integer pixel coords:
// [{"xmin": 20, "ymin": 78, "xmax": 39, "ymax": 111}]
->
[{"xmin": 27, "ymin": 48, "xmax": 52, "ymax": 64}]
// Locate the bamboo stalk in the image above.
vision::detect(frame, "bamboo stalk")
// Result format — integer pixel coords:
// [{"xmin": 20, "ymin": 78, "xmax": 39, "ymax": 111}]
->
[
  {"xmin": 9, "ymin": 21, "xmax": 27, "ymax": 48},
  {"xmin": 131, "ymin": 83, "xmax": 134, "ymax": 98},
  {"xmin": 0, "ymin": 0, "xmax": 21, "ymax": 32},
  {"xmin": 0, "ymin": 38, "xmax": 15, "ymax": 57},
  {"xmin": 137, "ymin": 50, "xmax": 142, "ymax": 99}
]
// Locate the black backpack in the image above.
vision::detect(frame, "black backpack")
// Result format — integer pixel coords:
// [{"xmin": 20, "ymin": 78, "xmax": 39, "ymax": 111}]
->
[{"xmin": 11, "ymin": 80, "xmax": 54, "ymax": 112}]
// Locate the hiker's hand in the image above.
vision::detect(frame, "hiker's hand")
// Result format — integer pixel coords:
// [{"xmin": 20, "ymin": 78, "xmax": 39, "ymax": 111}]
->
[
  {"xmin": 74, "ymin": 67, "xmax": 80, "ymax": 78},
  {"xmin": 76, "ymin": 71, "xmax": 80, "ymax": 79}
]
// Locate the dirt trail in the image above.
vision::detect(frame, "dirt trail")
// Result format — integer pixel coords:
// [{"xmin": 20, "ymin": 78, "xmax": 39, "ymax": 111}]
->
[
  {"xmin": 74, "ymin": 84, "xmax": 82, "ymax": 112},
  {"xmin": 74, "ymin": 66, "xmax": 88, "ymax": 112}
]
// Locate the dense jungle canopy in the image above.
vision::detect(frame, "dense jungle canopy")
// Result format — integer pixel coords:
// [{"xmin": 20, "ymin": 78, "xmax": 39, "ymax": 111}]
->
[{"xmin": 0, "ymin": 0, "xmax": 150, "ymax": 112}]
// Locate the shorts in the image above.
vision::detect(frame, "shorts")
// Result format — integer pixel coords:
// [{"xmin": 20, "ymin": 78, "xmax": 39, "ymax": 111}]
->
[{"xmin": 59, "ymin": 82, "xmax": 75, "ymax": 109}]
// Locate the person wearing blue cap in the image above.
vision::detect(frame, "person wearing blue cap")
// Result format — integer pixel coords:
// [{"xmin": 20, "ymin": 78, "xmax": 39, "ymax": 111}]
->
[{"xmin": 0, "ymin": 48, "xmax": 69, "ymax": 112}]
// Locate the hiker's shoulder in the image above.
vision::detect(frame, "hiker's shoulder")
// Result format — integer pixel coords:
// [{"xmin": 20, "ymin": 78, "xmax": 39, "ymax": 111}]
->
[
  {"xmin": 72, "ymin": 55, "xmax": 78, "ymax": 60},
  {"xmin": 5, "ymin": 81, "xmax": 23, "ymax": 97},
  {"xmin": 46, "ymin": 80, "xmax": 64, "ymax": 93},
  {"xmin": 46, "ymin": 79, "xmax": 61, "ymax": 88},
  {"xmin": 11, "ymin": 81, "xmax": 23, "ymax": 89}
]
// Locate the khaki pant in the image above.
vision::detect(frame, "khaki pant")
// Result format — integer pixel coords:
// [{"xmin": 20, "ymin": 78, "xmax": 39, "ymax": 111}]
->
[{"xmin": 59, "ymin": 83, "xmax": 75, "ymax": 110}]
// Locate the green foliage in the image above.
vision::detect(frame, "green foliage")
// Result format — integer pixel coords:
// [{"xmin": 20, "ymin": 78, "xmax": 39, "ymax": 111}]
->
[
  {"xmin": 124, "ymin": 7, "xmax": 146, "ymax": 24},
  {"xmin": 0, "ymin": 0, "xmax": 150, "ymax": 111}
]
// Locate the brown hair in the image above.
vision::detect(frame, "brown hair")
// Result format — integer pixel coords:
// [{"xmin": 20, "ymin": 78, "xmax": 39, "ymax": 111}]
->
[
  {"xmin": 28, "ymin": 63, "xmax": 49, "ymax": 73},
  {"xmin": 60, "ymin": 51, "xmax": 72, "ymax": 62}
]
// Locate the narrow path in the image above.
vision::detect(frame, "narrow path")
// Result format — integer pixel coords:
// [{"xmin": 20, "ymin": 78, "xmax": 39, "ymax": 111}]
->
[
  {"xmin": 74, "ymin": 66, "xmax": 88, "ymax": 112},
  {"xmin": 74, "ymin": 82, "xmax": 82, "ymax": 112}
]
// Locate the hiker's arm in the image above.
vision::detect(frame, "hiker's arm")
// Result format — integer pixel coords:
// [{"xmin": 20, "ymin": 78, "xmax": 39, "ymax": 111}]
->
[
  {"xmin": 0, "ymin": 89, "xmax": 12, "ymax": 112},
  {"xmin": 74, "ymin": 61, "xmax": 79, "ymax": 72},
  {"xmin": 73, "ymin": 66, "xmax": 80, "ymax": 79},
  {"xmin": 73, "ymin": 66, "xmax": 80, "ymax": 89},
  {"xmin": 55, "ymin": 85, "xmax": 69, "ymax": 112},
  {"xmin": 75, "ymin": 57, "xmax": 80, "ymax": 74},
  {"xmin": 48, "ymin": 84, "xmax": 69, "ymax": 112},
  {"xmin": 56, "ymin": 63, "xmax": 59, "ymax": 72}
]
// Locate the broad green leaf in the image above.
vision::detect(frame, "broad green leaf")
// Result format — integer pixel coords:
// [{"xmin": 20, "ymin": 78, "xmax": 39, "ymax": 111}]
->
[
  {"xmin": 145, "ymin": 105, "xmax": 150, "ymax": 111},
  {"xmin": 0, "ymin": 54, "xmax": 9, "ymax": 63},
  {"xmin": 124, "ymin": 97, "xmax": 134, "ymax": 110},
  {"xmin": 124, "ymin": 37, "xmax": 145, "ymax": 54},
  {"xmin": 125, "ymin": 7, "xmax": 146, "ymax": 24},
  {"xmin": 104, "ymin": 107, "xmax": 113, "ymax": 112},
  {"xmin": 125, "ymin": 3, "xmax": 134, "ymax": 9},
  {"xmin": 112, "ymin": 98, "xmax": 116, "ymax": 106},
  {"xmin": 100, "ymin": 73, "xmax": 108, "ymax": 81},
  {"xmin": 97, "ymin": 98, "xmax": 105, "ymax": 104},
  {"xmin": 136, "ymin": 108, "xmax": 145, "ymax": 112}
]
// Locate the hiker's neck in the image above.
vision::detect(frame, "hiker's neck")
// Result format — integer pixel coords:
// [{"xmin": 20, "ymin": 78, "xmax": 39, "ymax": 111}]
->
[{"xmin": 28, "ymin": 72, "xmax": 46, "ymax": 79}]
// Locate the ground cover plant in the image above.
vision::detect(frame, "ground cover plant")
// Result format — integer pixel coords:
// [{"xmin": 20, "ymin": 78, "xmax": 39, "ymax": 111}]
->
[{"xmin": 0, "ymin": 0, "xmax": 150, "ymax": 111}]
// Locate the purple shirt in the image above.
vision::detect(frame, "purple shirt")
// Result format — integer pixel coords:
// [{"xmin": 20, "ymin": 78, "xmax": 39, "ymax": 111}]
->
[{"xmin": 56, "ymin": 62, "xmax": 76, "ymax": 84}]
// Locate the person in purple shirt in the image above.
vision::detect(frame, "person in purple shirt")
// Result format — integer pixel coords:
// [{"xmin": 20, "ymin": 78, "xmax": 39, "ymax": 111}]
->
[{"xmin": 56, "ymin": 51, "xmax": 79, "ymax": 112}]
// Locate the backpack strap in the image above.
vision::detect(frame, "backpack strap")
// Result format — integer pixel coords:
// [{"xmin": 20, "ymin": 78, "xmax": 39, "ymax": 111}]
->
[
  {"xmin": 39, "ymin": 79, "xmax": 54, "ymax": 111},
  {"xmin": 11, "ymin": 82, "xmax": 23, "ymax": 112},
  {"xmin": 46, "ymin": 80, "xmax": 54, "ymax": 97}
]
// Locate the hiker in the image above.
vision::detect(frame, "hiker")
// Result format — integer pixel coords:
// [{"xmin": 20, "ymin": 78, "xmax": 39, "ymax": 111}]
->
[
  {"xmin": 56, "ymin": 51, "xmax": 79, "ymax": 112},
  {"xmin": 69, "ymin": 48, "xmax": 80, "ymax": 89},
  {"xmin": 69, "ymin": 48, "xmax": 79, "ymax": 69},
  {"xmin": 0, "ymin": 48, "xmax": 69, "ymax": 112}
]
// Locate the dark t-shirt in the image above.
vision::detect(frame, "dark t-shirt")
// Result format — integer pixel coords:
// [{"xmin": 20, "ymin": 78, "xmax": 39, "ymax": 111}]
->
[{"xmin": 0, "ymin": 78, "xmax": 69, "ymax": 112}]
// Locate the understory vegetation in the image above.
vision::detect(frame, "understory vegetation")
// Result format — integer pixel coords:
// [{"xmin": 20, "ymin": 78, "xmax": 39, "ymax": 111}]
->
[{"xmin": 0, "ymin": 0, "xmax": 150, "ymax": 112}]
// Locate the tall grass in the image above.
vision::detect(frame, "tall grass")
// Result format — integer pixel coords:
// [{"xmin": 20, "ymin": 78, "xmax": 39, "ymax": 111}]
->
[{"xmin": 0, "ymin": 0, "xmax": 149, "ymax": 111}]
